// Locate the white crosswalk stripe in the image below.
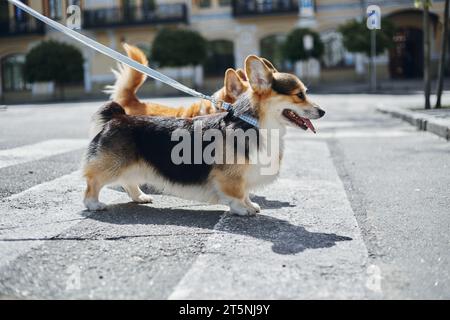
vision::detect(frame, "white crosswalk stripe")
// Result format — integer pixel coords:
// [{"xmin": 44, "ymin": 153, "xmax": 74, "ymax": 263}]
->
[
  {"xmin": 0, "ymin": 139, "xmax": 87, "ymax": 169},
  {"xmin": 169, "ymin": 141, "xmax": 377, "ymax": 299}
]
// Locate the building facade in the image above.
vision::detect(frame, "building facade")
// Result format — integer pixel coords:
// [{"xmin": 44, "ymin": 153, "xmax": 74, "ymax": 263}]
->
[{"xmin": 0, "ymin": 0, "xmax": 448, "ymax": 102}]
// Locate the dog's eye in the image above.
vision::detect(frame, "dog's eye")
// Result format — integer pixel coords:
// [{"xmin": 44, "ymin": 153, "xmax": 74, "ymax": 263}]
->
[{"xmin": 297, "ymin": 92, "xmax": 305, "ymax": 100}]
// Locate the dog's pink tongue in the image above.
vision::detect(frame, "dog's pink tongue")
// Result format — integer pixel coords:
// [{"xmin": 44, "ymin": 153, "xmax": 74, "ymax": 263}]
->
[{"xmin": 303, "ymin": 118, "xmax": 316, "ymax": 134}]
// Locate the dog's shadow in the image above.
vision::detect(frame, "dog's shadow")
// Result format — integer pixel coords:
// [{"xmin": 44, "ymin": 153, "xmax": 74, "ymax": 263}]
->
[
  {"xmin": 84, "ymin": 203, "xmax": 352, "ymax": 255},
  {"xmin": 250, "ymin": 195, "xmax": 296, "ymax": 209},
  {"xmin": 110, "ymin": 188, "xmax": 296, "ymax": 210}
]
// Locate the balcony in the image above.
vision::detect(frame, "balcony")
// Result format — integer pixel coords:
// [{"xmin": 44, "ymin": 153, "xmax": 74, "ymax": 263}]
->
[
  {"xmin": 83, "ymin": 3, "xmax": 188, "ymax": 29},
  {"xmin": 232, "ymin": 0, "xmax": 299, "ymax": 17},
  {"xmin": 0, "ymin": 19, "xmax": 45, "ymax": 37}
]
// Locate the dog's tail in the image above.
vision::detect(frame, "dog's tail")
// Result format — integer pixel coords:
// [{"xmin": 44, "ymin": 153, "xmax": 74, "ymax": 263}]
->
[
  {"xmin": 104, "ymin": 43, "xmax": 148, "ymax": 106},
  {"xmin": 89, "ymin": 101, "xmax": 126, "ymax": 138}
]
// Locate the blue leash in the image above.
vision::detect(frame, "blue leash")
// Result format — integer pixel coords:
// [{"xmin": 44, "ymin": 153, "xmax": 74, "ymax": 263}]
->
[{"xmin": 8, "ymin": 0, "xmax": 259, "ymax": 128}]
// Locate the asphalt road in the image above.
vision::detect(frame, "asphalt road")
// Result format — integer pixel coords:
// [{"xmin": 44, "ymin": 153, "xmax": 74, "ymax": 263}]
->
[{"xmin": 0, "ymin": 94, "xmax": 449, "ymax": 299}]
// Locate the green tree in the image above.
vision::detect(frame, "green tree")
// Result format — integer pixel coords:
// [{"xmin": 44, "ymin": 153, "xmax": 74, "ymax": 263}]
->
[
  {"xmin": 283, "ymin": 28, "xmax": 324, "ymax": 62},
  {"xmin": 338, "ymin": 18, "xmax": 395, "ymax": 56},
  {"xmin": 151, "ymin": 28, "xmax": 207, "ymax": 67},
  {"xmin": 24, "ymin": 40, "xmax": 84, "ymax": 99}
]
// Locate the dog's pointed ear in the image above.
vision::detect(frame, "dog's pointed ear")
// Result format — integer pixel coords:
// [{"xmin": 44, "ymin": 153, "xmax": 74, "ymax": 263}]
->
[
  {"xmin": 235, "ymin": 68, "xmax": 248, "ymax": 82},
  {"xmin": 245, "ymin": 55, "xmax": 273, "ymax": 93},
  {"xmin": 225, "ymin": 68, "xmax": 246, "ymax": 100},
  {"xmin": 261, "ymin": 58, "xmax": 278, "ymax": 73}
]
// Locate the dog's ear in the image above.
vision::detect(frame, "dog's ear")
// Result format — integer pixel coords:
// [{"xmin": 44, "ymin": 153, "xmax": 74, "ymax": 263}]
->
[
  {"xmin": 225, "ymin": 68, "xmax": 246, "ymax": 100},
  {"xmin": 235, "ymin": 68, "xmax": 248, "ymax": 82},
  {"xmin": 261, "ymin": 58, "xmax": 278, "ymax": 73},
  {"xmin": 245, "ymin": 55, "xmax": 273, "ymax": 93}
]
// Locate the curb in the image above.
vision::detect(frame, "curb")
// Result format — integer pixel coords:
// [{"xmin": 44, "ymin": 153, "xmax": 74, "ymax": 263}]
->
[{"xmin": 377, "ymin": 106, "xmax": 450, "ymax": 141}]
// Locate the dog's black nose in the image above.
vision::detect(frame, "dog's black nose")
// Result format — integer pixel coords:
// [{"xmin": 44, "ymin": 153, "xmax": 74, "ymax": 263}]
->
[{"xmin": 318, "ymin": 108, "xmax": 326, "ymax": 118}]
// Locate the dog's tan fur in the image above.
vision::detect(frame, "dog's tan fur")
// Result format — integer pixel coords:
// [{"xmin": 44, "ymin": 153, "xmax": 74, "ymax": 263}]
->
[{"xmin": 106, "ymin": 43, "xmax": 247, "ymax": 118}]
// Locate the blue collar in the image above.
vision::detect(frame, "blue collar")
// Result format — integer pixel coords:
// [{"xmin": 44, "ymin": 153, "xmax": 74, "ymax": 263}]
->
[{"xmin": 221, "ymin": 102, "xmax": 259, "ymax": 128}]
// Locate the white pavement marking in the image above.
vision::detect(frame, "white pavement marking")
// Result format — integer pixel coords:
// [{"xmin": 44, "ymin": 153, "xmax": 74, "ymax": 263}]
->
[
  {"xmin": 0, "ymin": 139, "xmax": 88, "ymax": 169},
  {"xmin": 169, "ymin": 140, "xmax": 378, "ymax": 299},
  {"xmin": 0, "ymin": 171, "xmax": 127, "ymax": 268},
  {"xmin": 286, "ymin": 130, "xmax": 415, "ymax": 139},
  {"xmin": 313, "ymin": 130, "xmax": 415, "ymax": 138}
]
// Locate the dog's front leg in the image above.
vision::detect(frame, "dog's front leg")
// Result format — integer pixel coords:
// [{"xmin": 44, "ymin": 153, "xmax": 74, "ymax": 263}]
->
[
  {"xmin": 229, "ymin": 198, "xmax": 257, "ymax": 216},
  {"xmin": 244, "ymin": 194, "xmax": 261, "ymax": 213},
  {"xmin": 216, "ymin": 186, "xmax": 259, "ymax": 216},
  {"xmin": 212, "ymin": 168, "xmax": 259, "ymax": 216}
]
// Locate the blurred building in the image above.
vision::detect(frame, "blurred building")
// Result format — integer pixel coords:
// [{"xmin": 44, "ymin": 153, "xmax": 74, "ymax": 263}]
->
[{"xmin": 0, "ymin": 0, "xmax": 448, "ymax": 102}]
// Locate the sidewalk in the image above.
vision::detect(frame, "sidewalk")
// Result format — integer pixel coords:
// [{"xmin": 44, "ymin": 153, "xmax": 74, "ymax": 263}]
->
[
  {"xmin": 313, "ymin": 78, "xmax": 450, "ymax": 94},
  {"xmin": 377, "ymin": 105, "xmax": 450, "ymax": 140}
]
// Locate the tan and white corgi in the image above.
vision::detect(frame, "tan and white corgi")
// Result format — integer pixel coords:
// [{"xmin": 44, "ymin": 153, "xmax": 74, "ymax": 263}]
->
[{"xmin": 83, "ymin": 55, "xmax": 325, "ymax": 215}]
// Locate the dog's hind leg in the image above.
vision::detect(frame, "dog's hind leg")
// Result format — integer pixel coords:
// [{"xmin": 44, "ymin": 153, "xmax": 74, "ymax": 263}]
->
[
  {"xmin": 123, "ymin": 184, "xmax": 153, "ymax": 204},
  {"xmin": 84, "ymin": 175, "xmax": 108, "ymax": 211},
  {"xmin": 83, "ymin": 157, "xmax": 120, "ymax": 211}
]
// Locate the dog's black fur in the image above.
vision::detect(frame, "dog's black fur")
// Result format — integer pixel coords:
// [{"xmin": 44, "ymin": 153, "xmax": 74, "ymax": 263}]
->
[{"xmin": 87, "ymin": 96, "xmax": 260, "ymax": 185}]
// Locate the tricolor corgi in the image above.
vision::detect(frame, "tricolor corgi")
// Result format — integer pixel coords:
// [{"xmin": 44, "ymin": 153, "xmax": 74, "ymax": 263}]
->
[{"xmin": 83, "ymin": 55, "xmax": 325, "ymax": 215}]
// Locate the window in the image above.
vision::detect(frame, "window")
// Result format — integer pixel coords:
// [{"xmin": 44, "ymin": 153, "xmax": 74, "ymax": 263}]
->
[
  {"xmin": 67, "ymin": 0, "xmax": 81, "ymax": 6},
  {"xmin": 219, "ymin": 0, "xmax": 231, "ymax": 6},
  {"xmin": 48, "ymin": 0, "xmax": 63, "ymax": 20},
  {"xmin": 142, "ymin": 0, "xmax": 156, "ymax": 11},
  {"xmin": 14, "ymin": 0, "xmax": 28, "ymax": 24},
  {"xmin": 197, "ymin": 0, "xmax": 211, "ymax": 8},
  {"xmin": 204, "ymin": 40, "xmax": 235, "ymax": 76},
  {"xmin": 0, "ymin": 1, "xmax": 10, "ymax": 32},
  {"xmin": 123, "ymin": 0, "xmax": 138, "ymax": 20},
  {"xmin": 1, "ymin": 54, "xmax": 29, "ymax": 92},
  {"xmin": 0, "ymin": 1, "xmax": 8, "ymax": 22}
]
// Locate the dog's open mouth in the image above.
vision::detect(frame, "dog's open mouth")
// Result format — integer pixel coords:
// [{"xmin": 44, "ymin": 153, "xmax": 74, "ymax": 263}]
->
[{"xmin": 282, "ymin": 109, "xmax": 316, "ymax": 133}]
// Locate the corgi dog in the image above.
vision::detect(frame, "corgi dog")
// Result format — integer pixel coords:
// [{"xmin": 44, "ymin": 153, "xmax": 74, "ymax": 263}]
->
[
  {"xmin": 83, "ymin": 55, "xmax": 325, "ymax": 215},
  {"xmin": 105, "ymin": 43, "xmax": 248, "ymax": 118}
]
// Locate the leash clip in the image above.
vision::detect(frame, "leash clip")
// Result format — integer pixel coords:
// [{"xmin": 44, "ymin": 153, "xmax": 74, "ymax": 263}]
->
[{"xmin": 220, "ymin": 101, "xmax": 258, "ymax": 128}]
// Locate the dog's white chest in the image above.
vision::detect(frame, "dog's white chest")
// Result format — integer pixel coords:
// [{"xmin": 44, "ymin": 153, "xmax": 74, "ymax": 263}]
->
[{"xmin": 246, "ymin": 133, "xmax": 284, "ymax": 188}]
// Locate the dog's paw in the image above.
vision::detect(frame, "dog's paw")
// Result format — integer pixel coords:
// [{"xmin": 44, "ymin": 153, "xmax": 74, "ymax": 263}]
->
[
  {"xmin": 84, "ymin": 198, "xmax": 107, "ymax": 211},
  {"xmin": 249, "ymin": 201, "xmax": 261, "ymax": 213},
  {"xmin": 246, "ymin": 205, "xmax": 259, "ymax": 216},
  {"xmin": 229, "ymin": 203, "xmax": 257, "ymax": 216},
  {"xmin": 134, "ymin": 194, "xmax": 153, "ymax": 204}
]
